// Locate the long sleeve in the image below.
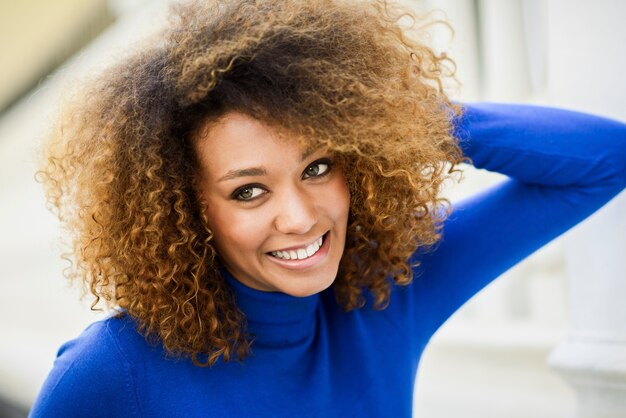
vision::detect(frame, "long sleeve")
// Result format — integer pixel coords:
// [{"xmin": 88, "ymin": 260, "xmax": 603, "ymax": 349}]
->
[{"xmin": 407, "ymin": 102, "xmax": 626, "ymax": 339}]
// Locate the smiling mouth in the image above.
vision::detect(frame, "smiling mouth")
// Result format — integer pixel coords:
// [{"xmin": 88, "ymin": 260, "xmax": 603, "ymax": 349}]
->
[{"xmin": 268, "ymin": 232, "xmax": 328, "ymax": 261}]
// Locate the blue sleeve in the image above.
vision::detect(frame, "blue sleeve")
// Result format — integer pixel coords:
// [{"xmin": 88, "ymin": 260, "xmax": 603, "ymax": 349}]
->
[
  {"xmin": 408, "ymin": 102, "xmax": 626, "ymax": 339},
  {"xmin": 29, "ymin": 321, "xmax": 142, "ymax": 418}
]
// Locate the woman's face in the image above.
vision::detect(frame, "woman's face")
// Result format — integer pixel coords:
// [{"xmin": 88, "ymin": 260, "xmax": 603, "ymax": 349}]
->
[{"xmin": 194, "ymin": 112, "xmax": 350, "ymax": 297}]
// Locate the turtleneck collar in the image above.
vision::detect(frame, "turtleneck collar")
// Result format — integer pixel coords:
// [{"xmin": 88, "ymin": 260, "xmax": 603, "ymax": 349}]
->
[{"xmin": 221, "ymin": 267, "xmax": 321, "ymax": 347}]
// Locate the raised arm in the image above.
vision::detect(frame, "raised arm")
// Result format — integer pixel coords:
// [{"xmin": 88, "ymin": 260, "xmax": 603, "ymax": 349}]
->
[{"xmin": 408, "ymin": 102, "xmax": 626, "ymax": 338}]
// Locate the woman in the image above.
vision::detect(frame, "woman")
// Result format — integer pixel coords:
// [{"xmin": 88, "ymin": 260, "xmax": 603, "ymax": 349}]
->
[{"xmin": 31, "ymin": 0, "xmax": 626, "ymax": 417}]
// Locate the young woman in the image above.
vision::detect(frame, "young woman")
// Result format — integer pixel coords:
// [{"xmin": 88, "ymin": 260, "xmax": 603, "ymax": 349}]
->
[{"xmin": 30, "ymin": 0, "xmax": 626, "ymax": 417}]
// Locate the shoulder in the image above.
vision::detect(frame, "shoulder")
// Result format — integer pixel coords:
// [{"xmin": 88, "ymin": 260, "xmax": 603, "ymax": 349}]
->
[{"xmin": 29, "ymin": 314, "xmax": 144, "ymax": 418}]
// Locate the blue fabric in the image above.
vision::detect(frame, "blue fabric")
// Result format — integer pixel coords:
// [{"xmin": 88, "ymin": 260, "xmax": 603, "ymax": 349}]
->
[{"xmin": 29, "ymin": 103, "xmax": 626, "ymax": 417}]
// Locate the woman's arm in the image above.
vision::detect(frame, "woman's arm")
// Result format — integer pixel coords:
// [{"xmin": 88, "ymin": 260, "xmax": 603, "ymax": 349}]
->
[{"xmin": 408, "ymin": 102, "xmax": 626, "ymax": 338}]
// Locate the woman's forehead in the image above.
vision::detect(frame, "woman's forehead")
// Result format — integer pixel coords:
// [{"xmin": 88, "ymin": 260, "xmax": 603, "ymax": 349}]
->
[{"xmin": 193, "ymin": 112, "xmax": 325, "ymax": 174}]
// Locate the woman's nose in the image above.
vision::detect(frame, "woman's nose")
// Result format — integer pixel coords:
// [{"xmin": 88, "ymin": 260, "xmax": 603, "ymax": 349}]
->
[{"xmin": 273, "ymin": 188, "xmax": 317, "ymax": 235}]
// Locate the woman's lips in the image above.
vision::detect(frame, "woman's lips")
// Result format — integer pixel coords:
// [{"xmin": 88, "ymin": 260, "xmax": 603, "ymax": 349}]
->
[{"xmin": 266, "ymin": 232, "xmax": 330, "ymax": 270}]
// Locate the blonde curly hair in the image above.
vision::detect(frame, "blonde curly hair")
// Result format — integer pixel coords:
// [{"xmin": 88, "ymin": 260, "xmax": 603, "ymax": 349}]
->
[{"xmin": 38, "ymin": 0, "xmax": 465, "ymax": 366}]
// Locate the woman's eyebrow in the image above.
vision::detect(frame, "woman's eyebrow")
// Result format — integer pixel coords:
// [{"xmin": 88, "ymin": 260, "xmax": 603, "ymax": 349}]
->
[
  {"xmin": 217, "ymin": 148, "xmax": 322, "ymax": 182},
  {"xmin": 218, "ymin": 167, "xmax": 267, "ymax": 182}
]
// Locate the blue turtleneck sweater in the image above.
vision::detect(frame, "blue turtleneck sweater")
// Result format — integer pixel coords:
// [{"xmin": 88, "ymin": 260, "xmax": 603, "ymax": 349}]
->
[{"xmin": 29, "ymin": 103, "xmax": 626, "ymax": 417}]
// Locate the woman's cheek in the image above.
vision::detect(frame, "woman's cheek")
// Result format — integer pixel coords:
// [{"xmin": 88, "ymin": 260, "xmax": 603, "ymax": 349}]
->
[{"xmin": 221, "ymin": 206, "xmax": 271, "ymax": 251}]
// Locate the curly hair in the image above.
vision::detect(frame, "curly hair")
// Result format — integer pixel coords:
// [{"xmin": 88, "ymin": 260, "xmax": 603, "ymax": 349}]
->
[{"xmin": 38, "ymin": 0, "xmax": 466, "ymax": 366}]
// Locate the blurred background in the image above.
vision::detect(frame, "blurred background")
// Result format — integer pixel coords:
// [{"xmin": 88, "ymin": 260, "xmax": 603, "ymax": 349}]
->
[{"xmin": 0, "ymin": 0, "xmax": 624, "ymax": 417}]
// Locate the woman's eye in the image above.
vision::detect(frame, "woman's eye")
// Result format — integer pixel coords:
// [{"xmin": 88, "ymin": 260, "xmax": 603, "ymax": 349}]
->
[
  {"xmin": 233, "ymin": 186, "xmax": 265, "ymax": 201},
  {"xmin": 303, "ymin": 160, "xmax": 332, "ymax": 178}
]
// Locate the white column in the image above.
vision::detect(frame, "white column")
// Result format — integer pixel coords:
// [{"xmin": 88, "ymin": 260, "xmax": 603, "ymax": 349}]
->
[
  {"xmin": 478, "ymin": 0, "xmax": 531, "ymax": 101},
  {"xmin": 548, "ymin": 193, "xmax": 626, "ymax": 417}
]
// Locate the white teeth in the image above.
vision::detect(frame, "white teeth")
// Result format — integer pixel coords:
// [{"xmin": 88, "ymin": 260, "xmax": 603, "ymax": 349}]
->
[{"xmin": 270, "ymin": 235, "xmax": 324, "ymax": 260}]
